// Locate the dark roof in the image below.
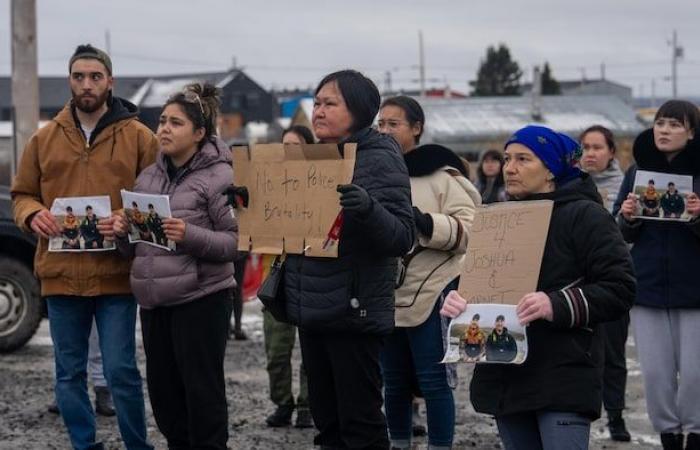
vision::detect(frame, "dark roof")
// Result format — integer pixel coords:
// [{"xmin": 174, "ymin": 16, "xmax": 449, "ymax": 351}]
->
[
  {"xmin": 521, "ymin": 78, "xmax": 632, "ymax": 92},
  {"xmin": 0, "ymin": 76, "xmax": 150, "ymax": 109}
]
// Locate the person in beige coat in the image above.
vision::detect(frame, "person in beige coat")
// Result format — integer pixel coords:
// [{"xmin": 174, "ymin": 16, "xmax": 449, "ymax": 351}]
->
[{"xmin": 378, "ymin": 96, "xmax": 481, "ymax": 449}]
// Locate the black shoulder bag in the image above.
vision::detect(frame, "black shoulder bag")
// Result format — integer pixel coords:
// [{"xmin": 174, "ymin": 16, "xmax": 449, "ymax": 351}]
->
[{"xmin": 258, "ymin": 254, "xmax": 288, "ymax": 322}]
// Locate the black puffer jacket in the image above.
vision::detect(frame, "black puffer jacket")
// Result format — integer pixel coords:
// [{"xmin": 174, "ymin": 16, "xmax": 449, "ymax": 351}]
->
[
  {"xmin": 613, "ymin": 129, "xmax": 700, "ymax": 309},
  {"xmin": 284, "ymin": 128, "xmax": 415, "ymax": 335},
  {"xmin": 470, "ymin": 175, "xmax": 636, "ymax": 419}
]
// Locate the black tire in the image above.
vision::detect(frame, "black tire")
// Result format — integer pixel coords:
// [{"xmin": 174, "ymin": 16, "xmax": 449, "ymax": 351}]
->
[{"xmin": 0, "ymin": 255, "xmax": 42, "ymax": 353}]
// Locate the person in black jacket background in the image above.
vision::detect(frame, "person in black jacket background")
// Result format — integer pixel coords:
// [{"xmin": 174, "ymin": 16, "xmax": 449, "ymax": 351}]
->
[
  {"xmin": 615, "ymin": 100, "xmax": 700, "ymax": 450},
  {"xmin": 283, "ymin": 70, "xmax": 414, "ymax": 449},
  {"xmin": 442, "ymin": 125, "xmax": 635, "ymax": 450}
]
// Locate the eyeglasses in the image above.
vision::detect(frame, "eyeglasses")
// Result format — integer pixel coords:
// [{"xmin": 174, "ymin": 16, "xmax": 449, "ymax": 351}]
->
[
  {"xmin": 377, "ymin": 119, "xmax": 409, "ymax": 131},
  {"xmin": 182, "ymin": 91, "xmax": 205, "ymax": 116}
]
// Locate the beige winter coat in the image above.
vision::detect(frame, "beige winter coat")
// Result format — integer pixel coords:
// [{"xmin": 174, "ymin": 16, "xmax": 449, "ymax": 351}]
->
[{"xmin": 395, "ymin": 147, "xmax": 481, "ymax": 327}]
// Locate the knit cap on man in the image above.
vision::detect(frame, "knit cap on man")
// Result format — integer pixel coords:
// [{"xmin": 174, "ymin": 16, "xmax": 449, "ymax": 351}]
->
[{"xmin": 69, "ymin": 44, "xmax": 112, "ymax": 75}]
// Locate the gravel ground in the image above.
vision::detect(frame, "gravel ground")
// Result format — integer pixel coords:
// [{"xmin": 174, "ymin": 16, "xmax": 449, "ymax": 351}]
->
[{"xmin": 0, "ymin": 300, "xmax": 662, "ymax": 449}]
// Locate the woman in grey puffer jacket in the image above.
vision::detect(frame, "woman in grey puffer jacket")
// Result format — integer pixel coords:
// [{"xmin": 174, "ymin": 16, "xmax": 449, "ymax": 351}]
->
[{"xmin": 114, "ymin": 83, "xmax": 237, "ymax": 449}]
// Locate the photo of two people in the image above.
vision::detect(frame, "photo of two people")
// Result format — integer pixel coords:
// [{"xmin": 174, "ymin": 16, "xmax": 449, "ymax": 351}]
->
[
  {"xmin": 120, "ymin": 190, "xmax": 174, "ymax": 251},
  {"xmin": 48, "ymin": 196, "xmax": 115, "ymax": 252},
  {"xmin": 442, "ymin": 304, "xmax": 527, "ymax": 365},
  {"xmin": 633, "ymin": 170, "xmax": 695, "ymax": 221}
]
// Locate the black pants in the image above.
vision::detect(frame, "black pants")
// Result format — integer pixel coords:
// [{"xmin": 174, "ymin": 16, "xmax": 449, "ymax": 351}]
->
[
  {"xmin": 140, "ymin": 290, "xmax": 232, "ymax": 449},
  {"xmin": 602, "ymin": 312, "xmax": 630, "ymax": 412},
  {"xmin": 299, "ymin": 330, "xmax": 389, "ymax": 450},
  {"xmin": 231, "ymin": 256, "xmax": 247, "ymax": 333}
]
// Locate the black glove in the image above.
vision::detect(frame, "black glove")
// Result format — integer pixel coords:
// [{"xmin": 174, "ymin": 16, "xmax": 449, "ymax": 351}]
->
[
  {"xmin": 337, "ymin": 184, "xmax": 372, "ymax": 215},
  {"xmin": 222, "ymin": 185, "xmax": 249, "ymax": 209},
  {"xmin": 413, "ymin": 207, "xmax": 434, "ymax": 237}
]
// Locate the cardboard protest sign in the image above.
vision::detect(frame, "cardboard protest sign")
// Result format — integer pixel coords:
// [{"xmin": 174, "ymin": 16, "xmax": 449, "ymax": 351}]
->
[
  {"xmin": 232, "ymin": 143, "xmax": 356, "ymax": 258},
  {"xmin": 457, "ymin": 200, "xmax": 553, "ymax": 305}
]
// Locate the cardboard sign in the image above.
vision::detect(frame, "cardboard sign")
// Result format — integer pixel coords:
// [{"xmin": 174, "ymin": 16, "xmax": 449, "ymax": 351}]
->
[
  {"xmin": 458, "ymin": 200, "xmax": 553, "ymax": 305},
  {"xmin": 232, "ymin": 143, "xmax": 356, "ymax": 258}
]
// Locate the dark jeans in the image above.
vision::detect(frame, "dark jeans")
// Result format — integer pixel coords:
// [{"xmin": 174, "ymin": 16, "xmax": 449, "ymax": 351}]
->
[
  {"xmin": 496, "ymin": 411, "xmax": 591, "ymax": 450},
  {"xmin": 231, "ymin": 257, "xmax": 246, "ymax": 333},
  {"xmin": 46, "ymin": 295, "xmax": 151, "ymax": 450},
  {"xmin": 299, "ymin": 330, "xmax": 389, "ymax": 449},
  {"xmin": 601, "ymin": 312, "xmax": 630, "ymax": 412},
  {"xmin": 381, "ymin": 301, "xmax": 454, "ymax": 447},
  {"xmin": 140, "ymin": 290, "xmax": 232, "ymax": 449}
]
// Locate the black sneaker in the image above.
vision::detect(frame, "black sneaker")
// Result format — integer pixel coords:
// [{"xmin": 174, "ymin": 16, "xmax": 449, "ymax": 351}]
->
[
  {"xmin": 607, "ymin": 410, "xmax": 631, "ymax": 442},
  {"xmin": 660, "ymin": 433, "xmax": 684, "ymax": 450},
  {"xmin": 294, "ymin": 408, "xmax": 313, "ymax": 428},
  {"xmin": 266, "ymin": 405, "xmax": 294, "ymax": 427},
  {"xmin": 94, "ymin": 386, "xmax": 116, "ymax": 417},
  {"xmin": 47, "ymin": 402, "xmax": 60, "ymax": 415}
]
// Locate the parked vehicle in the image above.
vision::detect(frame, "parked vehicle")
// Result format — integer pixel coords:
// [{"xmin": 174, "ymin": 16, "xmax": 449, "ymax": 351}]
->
[{"xmin": 0, "ymin": 185, "xmax": 42, "ymax": 352}]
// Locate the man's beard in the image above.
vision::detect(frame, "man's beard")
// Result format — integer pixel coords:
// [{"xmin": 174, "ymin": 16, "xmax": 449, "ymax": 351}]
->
[{"xmin": 72, "ymin": 89, "xmax": 110, "ymax": 114}]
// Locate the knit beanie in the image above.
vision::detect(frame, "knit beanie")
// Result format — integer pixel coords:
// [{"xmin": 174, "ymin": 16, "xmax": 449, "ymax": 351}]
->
[{"xmin": 69, "ymin": 44, "xmax": 112, "ymax": 75}]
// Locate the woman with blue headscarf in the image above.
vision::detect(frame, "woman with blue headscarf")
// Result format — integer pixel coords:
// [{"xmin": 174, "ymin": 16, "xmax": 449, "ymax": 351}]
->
[{"xmin": 441, "ymin": 125, "xmax": 636, "ymax": 450}]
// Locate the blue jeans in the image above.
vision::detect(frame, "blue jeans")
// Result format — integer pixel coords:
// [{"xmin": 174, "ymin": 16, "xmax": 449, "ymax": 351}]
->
[
  {"xmin": 381, "ymin": 301, "xmax": 454, "ymax": 448},
  {"xmin": 47, "ymin": 295, "xmax": 152, "ymax": 450},
  {"xmin": 496, "ymin": 411, "xmax": 591, "ymax": 450}
]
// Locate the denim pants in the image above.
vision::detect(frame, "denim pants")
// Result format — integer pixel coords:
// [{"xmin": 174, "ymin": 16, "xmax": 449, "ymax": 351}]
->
[
  {"xmin": 496, "ymin": 411, "xmax": 591, "ymax": 450},
  {"xmin": 381, "ymin": 301, "xmax": 455, "ymax": 448},
  {"xmin": 47, "ymin": 295, "xmax": 152, "ymax": 450}
]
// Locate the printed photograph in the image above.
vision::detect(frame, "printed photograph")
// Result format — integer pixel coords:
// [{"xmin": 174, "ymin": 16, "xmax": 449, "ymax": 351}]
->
[
  {"xmin": 632, "ymin": 170, "xmax": 694, "ymax": 221},
  {"xmin": 442, "ymin": 304, "xmax": 528, "ymax": 365},
  {"xmin": 120, "ymin": 190, "xmax": 174, "ymax": 251},
  {"xmin": 48, "ymin": 196, "xmax": 115, "ymax": 252}
]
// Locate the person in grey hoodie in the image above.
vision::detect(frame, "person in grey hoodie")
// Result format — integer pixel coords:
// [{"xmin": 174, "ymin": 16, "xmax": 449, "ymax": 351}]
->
[
  {"xmin": 113, "ymin": 83, "xmax": 237, "ymax": 449},
  {"xmin": 579, "ymin": 125, "xmax": 630, "ymax": 442}
]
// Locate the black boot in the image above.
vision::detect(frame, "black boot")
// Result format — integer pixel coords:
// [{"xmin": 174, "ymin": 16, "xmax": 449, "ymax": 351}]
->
[
  {"xmin": 266, "ymin": 405, "xmax": 294, "ymax": 427},
  {"xmin": 607, "ymin": 410, "xmax": 631, "ymax": 442},
  {"xmin": 47, "ymin": 401, "xmax": 60, "ymax": 415},
  {"xmin": 94, "ymin": 386, "xmax": 116, "ymax": 417},
  {"xmin": 687, "ymin": 433, "xmax": 700, "ymax": 450},
  {"xmin": 661, "ymin": 433, "xmax": 684, "ymax": 450},
  {"xmin": 294, "ymin": 408, "xmax": 313, "ymax": 428}
]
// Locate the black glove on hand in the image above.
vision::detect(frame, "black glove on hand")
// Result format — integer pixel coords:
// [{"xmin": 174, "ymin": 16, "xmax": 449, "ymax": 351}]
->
[
  {"xmin": 337, "ymin": 184, "xmax": 372, "ymax": 215},
  {"xmin": 412, "ymin": 206, "xmax": 434, "ymax": 238},
  {"xmin": 222, "ymin": 185, "xmax": 249, "ymax": 209}
]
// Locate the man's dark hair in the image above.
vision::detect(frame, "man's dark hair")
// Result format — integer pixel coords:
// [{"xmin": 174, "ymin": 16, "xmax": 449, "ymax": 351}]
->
[
  {"xmin": 315, "ymin": 70, "xmax": 380, "ymax": 133},
  {"xmin": 66, "ymin": 206, "xmax": 73, "ymax": 213},
  {"xmin": 495, "ymin": 315, "xmax": 505, "ymax": 322},
  {"xmin": 380, "ymin": 96, "xmax": 425, "ymax": 144},
  {"xmin": 148, "ymin": 203, "xmax": 155, "ymax": 209},
  {"xmin": 132, "ymin": 201, "xmax": 138, "ymax": 208},
  {"xmin": 668, "ymin": 182, "xmax": 675, "ymax": 187},
  {"xmin": 85, "ymin": 205, "xmax": 92, "ymax": 210}
]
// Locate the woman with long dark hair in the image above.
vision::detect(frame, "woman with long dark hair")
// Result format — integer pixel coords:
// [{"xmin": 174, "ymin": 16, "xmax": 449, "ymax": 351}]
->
[
  {"xmin": 616, "ymin": 100, "xmax": 700, "ymax": 450},
  {"xmin": 476, "ymin": 149, "xmax": 507, "ymax": 203}
]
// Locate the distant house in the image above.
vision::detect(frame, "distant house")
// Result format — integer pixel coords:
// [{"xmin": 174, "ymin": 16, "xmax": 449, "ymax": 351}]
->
[
  {"xmin": 521, "ymin": 78, "xmax": 633, "ymax": 104},
  {"xmin": 418, "ymin": 95, "xmax": 644, "ymax": 168},
  {"xmin": 130, "ymin": 69, "xmax": 277, "ymax": 142},
  {"xmin": 0, "ymin": 76, "xmax": 148, "ymax": 121}
]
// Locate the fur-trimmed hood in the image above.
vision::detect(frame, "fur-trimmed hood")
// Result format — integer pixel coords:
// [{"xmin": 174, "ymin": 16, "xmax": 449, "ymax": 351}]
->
[{"xmin": 403, "ymin": 144, "xmax": 469, "ymax": 178}]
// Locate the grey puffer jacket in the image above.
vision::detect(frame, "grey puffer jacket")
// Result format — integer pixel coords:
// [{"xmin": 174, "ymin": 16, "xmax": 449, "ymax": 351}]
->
[{"xmin": 126, "ymin": 137, "xmax": 238, "ymax": 309}]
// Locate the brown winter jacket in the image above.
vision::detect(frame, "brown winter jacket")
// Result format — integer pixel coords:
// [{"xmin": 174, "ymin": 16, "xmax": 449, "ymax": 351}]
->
[
  {"xmin": 11, "ymin": 98, "xmax": 158, "ymax": 296},
  {"xmin": 121, "ymin": 137, "xmax": 238, "ymax": 309}
]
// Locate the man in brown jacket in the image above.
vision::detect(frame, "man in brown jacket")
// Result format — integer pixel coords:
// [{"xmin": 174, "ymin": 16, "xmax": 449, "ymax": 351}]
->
[{"xmin": 11, "ymin": 44, "xmax": 157, "ymax": 450}]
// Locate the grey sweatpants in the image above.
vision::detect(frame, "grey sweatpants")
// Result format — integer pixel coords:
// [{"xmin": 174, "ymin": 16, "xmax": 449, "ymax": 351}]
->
[{"xmin": 631, "ymin": 306, "xmax": 700, "ymax": 434}]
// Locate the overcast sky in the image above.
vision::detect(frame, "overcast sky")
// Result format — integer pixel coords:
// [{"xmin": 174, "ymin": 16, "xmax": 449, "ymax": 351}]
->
[{"xmin": 1, "ymin": 0, "xmax": 699, "ymax": 98}]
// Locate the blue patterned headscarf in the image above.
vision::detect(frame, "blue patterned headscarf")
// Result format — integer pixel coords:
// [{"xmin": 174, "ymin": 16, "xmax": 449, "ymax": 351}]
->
[{"xmin": 505, "ymin": 125, "xmax": 583, "ymax": 184}]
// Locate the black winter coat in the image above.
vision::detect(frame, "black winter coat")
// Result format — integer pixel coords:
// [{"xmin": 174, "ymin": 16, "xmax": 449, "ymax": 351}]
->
[
  {"xmin": 613, "ymin": 129, "xmax": 700, "ymax": 309},
  {"xmin": 470, "ymin": 175, "xmax": 636, "ymax": 419},
  {"xmin": 284, "ymin": 128, "xmax": 415, "ymax": 335}
]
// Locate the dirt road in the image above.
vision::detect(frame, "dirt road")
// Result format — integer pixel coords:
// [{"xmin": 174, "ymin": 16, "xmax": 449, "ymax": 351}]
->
[{"xmin": 0, "ymin": 301, "xmax": 661, "ymax": 449}]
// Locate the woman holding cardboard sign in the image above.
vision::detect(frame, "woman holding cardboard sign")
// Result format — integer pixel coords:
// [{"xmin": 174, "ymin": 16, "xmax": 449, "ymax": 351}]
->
[
  {"xmin": 441, "ymin": 125, "xmax": 635, "ymax": 450},
  {"xmin": 378, "ymin": 95, "xmax": 481, "ymax": 449},
  {"xmin": 275, "ymin": 71, "xmax": 414, "ymax": 449},
  {"xmin": 616, "ymin": 100, "xmax": 700, "ymax": 450}
]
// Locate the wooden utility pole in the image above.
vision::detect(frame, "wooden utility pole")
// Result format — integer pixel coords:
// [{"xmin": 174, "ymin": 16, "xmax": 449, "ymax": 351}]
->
[{"xmin": 10, "ymin": 0, "xmax": 39, "ymax": 178}]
